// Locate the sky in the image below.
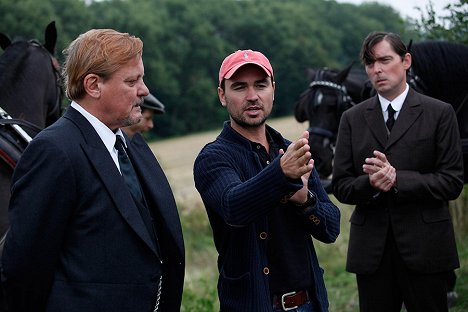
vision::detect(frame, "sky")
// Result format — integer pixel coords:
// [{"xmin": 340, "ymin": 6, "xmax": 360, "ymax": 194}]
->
[{"xmin": 335, "ymin": 0, "xmax": 456, "ymax": 20}]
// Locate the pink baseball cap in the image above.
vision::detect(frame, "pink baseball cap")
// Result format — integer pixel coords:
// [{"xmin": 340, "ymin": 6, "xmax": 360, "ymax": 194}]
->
[{"xmin": 218, "ymin": 49, "xmax": 274, "ymax": 86}]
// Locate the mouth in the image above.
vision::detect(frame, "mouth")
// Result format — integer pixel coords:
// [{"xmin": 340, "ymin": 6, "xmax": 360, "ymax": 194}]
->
[
  {"xmin": 244, "ymin": 106, "xmax": 262, "ymax": 116},
  {"xmin": 245, "ymin": 105, "xmax": 262, "ymax": 111},
  {"xmin": 376, "ymin": 77, "xmax": 386, "ymax": 85},
  {"xmin": 133, "ymin": 103, "xmax": 142, "ymax": 113}
]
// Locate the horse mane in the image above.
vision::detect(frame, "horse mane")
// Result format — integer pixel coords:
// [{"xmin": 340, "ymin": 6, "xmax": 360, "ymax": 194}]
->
[
  {"xmin": 410, "ymin": 41, "xmax": 468, "ymax": 107},
  {"xmin": 0, "ymin": 41, "xmax": 31, "ymax": 87},
  {"xmin": 0, "ymin": 39, "xmax": 60, "ymax": 129}
]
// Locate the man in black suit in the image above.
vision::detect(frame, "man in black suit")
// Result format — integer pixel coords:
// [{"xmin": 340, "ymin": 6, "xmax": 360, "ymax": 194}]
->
[
  {"xmin": 2, "ymin": 29, "xmax": 184, "ymax": 311},
  {"xmin": 332, "ymin": 32, "xmax": 463, "ymax": 312}
]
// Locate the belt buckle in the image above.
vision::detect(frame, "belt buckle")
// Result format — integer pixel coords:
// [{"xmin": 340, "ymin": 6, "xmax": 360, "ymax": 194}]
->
[{"xmin": 281, "ymin": 291, "xmax": 298, "ymax": 311}]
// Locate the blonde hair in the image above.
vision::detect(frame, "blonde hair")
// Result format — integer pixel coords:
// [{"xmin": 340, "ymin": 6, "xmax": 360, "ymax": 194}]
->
[{"xmin": 62, "ymin": 29, "xmax": 143, "ymax": 100}]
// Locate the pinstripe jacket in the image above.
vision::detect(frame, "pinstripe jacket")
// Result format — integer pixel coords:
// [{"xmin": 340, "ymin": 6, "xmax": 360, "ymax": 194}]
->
[{"xmin": 194, "ymin": 121, "xmax": 340, "ymax": 312}]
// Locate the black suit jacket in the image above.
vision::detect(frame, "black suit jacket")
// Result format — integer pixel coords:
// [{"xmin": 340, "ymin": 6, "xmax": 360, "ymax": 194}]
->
[
  {"xmin": 2, "ymin": 107, "xmax": 184, "ymax": 311},
  {"xmin": 332, "ymin": 88, "xmax": 463, "ymax": 274}
]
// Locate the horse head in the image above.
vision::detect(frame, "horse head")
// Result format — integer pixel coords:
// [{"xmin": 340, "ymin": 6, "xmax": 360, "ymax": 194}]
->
[{"xmin": 295, "ymin": 63, "xmax": 368, "ymax": 180}]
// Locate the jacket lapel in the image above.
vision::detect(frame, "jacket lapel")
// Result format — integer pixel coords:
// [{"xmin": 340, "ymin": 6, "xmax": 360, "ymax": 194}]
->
[
  {"xmin": 364, "ymin": 97, "xmax": 388, "ymax": 147},
  {"xmin": 386, "ymin": 89, "xmax": 423, "ymax": 149},
  {"xmin": 129, "ymin": 135, "xmax": 184, "ymax": 258},
  {"xmin": 64, "ymin": 108, "xmax": 159, "ymax": 256}
]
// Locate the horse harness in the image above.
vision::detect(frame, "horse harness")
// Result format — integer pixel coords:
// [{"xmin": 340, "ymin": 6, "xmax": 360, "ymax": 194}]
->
[{"xmin": 0, "ymin": 40, "xmax": 63, "ymax": 170}]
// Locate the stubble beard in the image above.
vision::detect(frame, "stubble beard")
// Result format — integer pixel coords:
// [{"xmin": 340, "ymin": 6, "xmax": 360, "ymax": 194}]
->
[{"xmin": 231, "ymin": 114, "xmax": 268, "ymax": 129}]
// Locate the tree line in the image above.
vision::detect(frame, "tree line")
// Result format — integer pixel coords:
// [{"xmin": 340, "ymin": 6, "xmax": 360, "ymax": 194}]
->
[{"xmin": 0, "ymin": 0, "xmax": 465, "ymax": 139}]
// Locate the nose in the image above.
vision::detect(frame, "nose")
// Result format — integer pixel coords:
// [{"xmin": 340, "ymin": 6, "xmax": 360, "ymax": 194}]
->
[
  {"xmin": 245, "ymin": 86, "xmax": 259, "ymax": 102},
  {"xmin": 147, "ymin": 119, "xmax": 154, "ymax": 130},
  {"xmin": 139, "ymin": 80, "xmax": 150, "ymax": 97},
  {"xmin": 374, "ymin": 62, "xmax": 383, "ymax": 74}
]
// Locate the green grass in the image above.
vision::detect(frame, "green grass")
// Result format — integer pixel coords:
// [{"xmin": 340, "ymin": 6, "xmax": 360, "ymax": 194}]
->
[{"xmin": 180, "ymin": 188, "xmax": 468, "ymax": 311}]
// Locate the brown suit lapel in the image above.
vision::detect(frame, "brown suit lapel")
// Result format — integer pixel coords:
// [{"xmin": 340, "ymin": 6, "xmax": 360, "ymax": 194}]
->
[
  {"xmin": 364, "ymin": 97, "xmax": 388, "ymax": 147},
  {"xmin": 386, "ymin": 89, "xmax": 423, "ymax": 149}
]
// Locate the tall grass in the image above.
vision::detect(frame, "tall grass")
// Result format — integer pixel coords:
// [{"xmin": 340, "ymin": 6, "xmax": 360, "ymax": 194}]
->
[
  {"xmin": 180, "ymin": 189, "xmax": 468, "ymax": 312},
  {"xmin": 151, "ymin": 117, "xmax": 468, "ymax": 311}
]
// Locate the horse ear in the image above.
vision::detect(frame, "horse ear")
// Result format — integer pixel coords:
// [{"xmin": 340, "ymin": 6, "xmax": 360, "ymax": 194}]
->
[
  {"xmin": 335, "ymin": 62, "xmax": 354, "ymax": 84},
  {"xmin": 407, "ymin": 39, "xmax": 413, "ymax": 53},
  {"xmin": 44, "ymin": 21, "xmax": 57, "ymax": 55},
  {"xmin": 0, "ymin": 32, "xmax": 11, "ymax": 50},
  {"xmin": 306, "ymin": 68, "xmax": 316, "ymax": 82}
]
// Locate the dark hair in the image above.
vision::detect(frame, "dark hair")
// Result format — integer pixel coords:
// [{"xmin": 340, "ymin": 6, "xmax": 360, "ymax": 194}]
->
[{"xmin": 360, "ymin": 32, "xmax": 407, "ymax": 65}]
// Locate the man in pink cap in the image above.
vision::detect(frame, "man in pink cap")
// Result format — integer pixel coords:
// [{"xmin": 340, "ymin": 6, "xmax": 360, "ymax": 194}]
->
[{"xmin": 194, "ymin": 50, "xmax": 340, "ymax": 312}]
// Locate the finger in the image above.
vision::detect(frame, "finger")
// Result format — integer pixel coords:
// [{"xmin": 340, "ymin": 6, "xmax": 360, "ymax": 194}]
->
[
  {"xmin": 365, "ymin": 157, "xmax": 381, "ymax": 167},
  {"xmin": 363, "ymin": 163, "xmax": 379, "ymax": 174},
  {"xmin": 373, "ymin": 150, "xmax": 389, "ymax": 163}
]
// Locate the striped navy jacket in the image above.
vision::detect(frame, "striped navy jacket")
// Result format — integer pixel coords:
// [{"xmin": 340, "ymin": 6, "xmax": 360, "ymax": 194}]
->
[{"xmin": 194, "ymin": 121, "xmax": 340, "ymax": 312}]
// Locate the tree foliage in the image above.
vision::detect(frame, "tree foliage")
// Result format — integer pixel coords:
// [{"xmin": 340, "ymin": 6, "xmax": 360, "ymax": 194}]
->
[
  {"xmin": 411, "ymin": 0, "xmax": 467, "ymax": 44},
  {"xmin": 0, "ymin": 0, "xmax": 454, "ymax": 139}
]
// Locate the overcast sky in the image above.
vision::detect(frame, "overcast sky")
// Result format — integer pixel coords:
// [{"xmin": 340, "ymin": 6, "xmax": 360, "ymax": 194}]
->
[{"xmin": 335, "ymin": 0, "xmax": 456, "ymax": 20}]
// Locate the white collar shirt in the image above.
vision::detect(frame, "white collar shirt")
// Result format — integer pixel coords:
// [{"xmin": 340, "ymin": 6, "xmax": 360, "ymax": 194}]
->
[
  {"xmin": 378, "ymin": 83, "xmax": 409, "ymax": 121},
  {"xmin": 71, "ymin": 101, "xmax": 126, "ymax": 171}
]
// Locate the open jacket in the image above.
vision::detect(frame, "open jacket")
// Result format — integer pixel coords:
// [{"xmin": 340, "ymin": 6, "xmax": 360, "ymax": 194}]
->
[{"xmin": 194, "ymin": 121, "xmax": 340, "ymax": 312}]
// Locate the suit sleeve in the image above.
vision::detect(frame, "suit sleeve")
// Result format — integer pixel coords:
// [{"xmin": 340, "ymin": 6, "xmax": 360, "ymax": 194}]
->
[
  {"xmin": 2, "ymin": 136, "xmax": 76, "ymax": 310},
  {"xmin": 332, "ymin": 112, "xmax": 379, "ymax": 204},
  {"xmin": 395, "ymin": 104, "xmax": 464, "ymax": 201}
]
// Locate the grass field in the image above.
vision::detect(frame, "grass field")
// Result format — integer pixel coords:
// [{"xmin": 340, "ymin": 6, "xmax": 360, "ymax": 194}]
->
[{"xmin": 149, "ymin": 116, "xmax": 468, "ymax": 312}]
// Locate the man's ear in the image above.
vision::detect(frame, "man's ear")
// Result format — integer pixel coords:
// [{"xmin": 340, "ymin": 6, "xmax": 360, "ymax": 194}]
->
[
  {"xmin": 83, "ymin": 74, "xmax": 101, "ymax": 98},
  {"xmin": 218, "ymin": 87, "xmax": 226, "ymax": 106},
  {"xmin": 403, "ymin": 53, "xmax": 412, "ymax": 70}
]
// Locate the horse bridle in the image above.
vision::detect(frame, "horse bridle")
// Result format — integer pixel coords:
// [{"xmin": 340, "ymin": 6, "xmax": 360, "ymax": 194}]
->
[{"xmin": 307, "ymin": 69, "xmax": 355, "ymax": 141}]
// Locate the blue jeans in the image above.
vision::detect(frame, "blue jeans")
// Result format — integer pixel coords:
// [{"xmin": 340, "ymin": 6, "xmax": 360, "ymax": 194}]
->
[{"xmin": 272, "ymin": 301, "xmax": 314, "ymax": 312}]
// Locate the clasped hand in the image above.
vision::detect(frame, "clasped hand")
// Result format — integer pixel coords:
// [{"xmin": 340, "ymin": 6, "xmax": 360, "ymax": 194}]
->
[{"xmin": 362, "ymin": 150, "xmax": 396, "ymax": 192}]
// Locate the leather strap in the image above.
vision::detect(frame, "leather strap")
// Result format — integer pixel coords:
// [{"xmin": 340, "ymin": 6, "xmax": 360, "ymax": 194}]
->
[{"xmin": 273, "ymin": 289, "xmax": 309, "ymax": 310}]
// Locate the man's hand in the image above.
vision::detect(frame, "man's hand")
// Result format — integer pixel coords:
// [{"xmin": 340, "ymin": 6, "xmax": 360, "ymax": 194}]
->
[
  {"xmin": 362, "ymin": 150, "xmax": 396, "ymax": 192},
  {"xmin": 279, "ymin": 131, "xmax": 313, "ymax": 180},
  {"xmin": 289, "ymin": 159, "xmax": 314, "ymax": 204}
]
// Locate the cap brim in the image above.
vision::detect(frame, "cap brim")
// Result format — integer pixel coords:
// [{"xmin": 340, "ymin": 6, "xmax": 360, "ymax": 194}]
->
[
  {"xmin": 223, "ymin": 62, "xmax": 272, "ymax": 81},
  {"xmin": 142, "ymin": 94, "xmax": 166, "ymax": 114}
]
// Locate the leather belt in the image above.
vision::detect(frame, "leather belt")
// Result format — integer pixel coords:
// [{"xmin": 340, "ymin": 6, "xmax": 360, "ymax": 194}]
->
[{"xmin": 273, "ymin": 289, "xmax": 309, "ymax": 311}]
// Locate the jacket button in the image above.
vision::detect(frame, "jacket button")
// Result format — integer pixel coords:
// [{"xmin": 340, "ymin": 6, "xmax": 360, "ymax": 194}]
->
[
  {"xmin": 259, "ymin": 232, "xmax": 268, "ymax": 240},
  {"xmin": 309, "ymin": 214, "xmax": 320, "ymax": 225},
  {"xmin": 263, "ymin": 267, "xmax": 270, "ymax": 275}
]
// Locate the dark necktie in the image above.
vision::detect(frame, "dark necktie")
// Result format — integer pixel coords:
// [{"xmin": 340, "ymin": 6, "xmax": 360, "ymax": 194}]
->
[
  {"xmin": 115, "ymin": 135, "xmax": 144, "ymax": 202},
  {"xmin": 115, "ymin": 136, "xmax": 162, "ymax": 259},
  {"xmin": 386, "ymin": 104, "xmax": 396, "ymax": 131}
]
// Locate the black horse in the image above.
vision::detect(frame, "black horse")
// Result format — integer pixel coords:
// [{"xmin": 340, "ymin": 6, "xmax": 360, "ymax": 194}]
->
[
  {"xmin": 0, "ymin": 21, "xmax": 63, "ymax": 238},
  {"xmin": 295, "ymin": 41, "xmax": 468, "ymax": 189},
  {"xmin": 294, "ymin": 63, "xmax": 369, "ymax": 183}
]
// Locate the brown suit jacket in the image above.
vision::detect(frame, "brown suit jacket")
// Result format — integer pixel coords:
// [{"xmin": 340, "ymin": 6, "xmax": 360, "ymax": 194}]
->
[{"xmin": 332, "ymin": 88, "xmax": 464, "ymax": 274}]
